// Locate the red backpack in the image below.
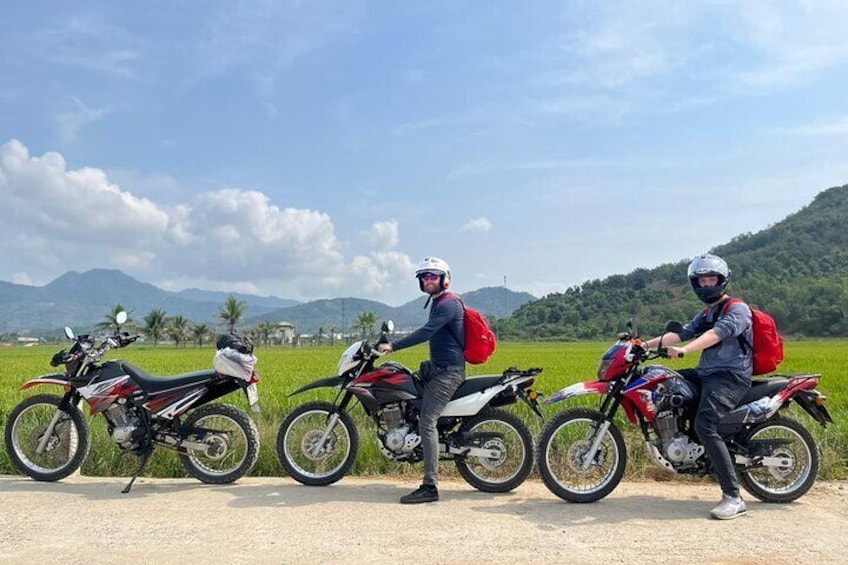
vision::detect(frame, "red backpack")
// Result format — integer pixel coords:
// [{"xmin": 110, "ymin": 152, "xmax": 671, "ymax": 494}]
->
[
  {"xmin": 450, "ymin": 295, "xmax": 497, "ymax": 364},
  {"xmin": 709, "ymin": 297, "xmax": 784, "ymax": 375}
]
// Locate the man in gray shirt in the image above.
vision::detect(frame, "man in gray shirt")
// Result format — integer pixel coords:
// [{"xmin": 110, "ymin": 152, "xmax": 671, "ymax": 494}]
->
[
  {"xmin": 646, "ymin": 253, "xmax": 752, "ymax": 520},
  {"xmin": 378, "ymin": 256, "xmax": 466, "ymax": 504}
]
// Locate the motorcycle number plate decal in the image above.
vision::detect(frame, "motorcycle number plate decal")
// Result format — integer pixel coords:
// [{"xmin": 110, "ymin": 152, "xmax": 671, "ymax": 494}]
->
[{"xmin": 246, "ymin": 383, "xmax": 259, "ymax": 406}]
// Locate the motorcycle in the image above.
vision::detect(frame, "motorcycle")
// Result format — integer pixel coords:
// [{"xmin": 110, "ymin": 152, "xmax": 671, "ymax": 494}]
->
[
  {"xmin": 276, "ymin": 321, "xmax": 543, "ymax": 492},
  {"xmin": 4, "ymin": 312, "xmax": 261, "ymax": 493},
  {"xmin": 537, "ymin": 320, "xmax": 833, "ymax": 503}
]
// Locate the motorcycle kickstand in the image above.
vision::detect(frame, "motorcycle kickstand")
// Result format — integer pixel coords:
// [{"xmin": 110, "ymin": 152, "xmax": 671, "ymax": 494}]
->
[{"xmin": 122, "ymin": 447, "xmax": 153, "ymax": 494}]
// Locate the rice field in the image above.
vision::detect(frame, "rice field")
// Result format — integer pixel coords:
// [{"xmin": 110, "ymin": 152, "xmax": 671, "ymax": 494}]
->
[{"xmin": 1, "ymin": 340, "xmax": 845, "ymax": 480}]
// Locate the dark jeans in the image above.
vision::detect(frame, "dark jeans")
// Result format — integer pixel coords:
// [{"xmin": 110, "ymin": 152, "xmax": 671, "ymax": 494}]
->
[
  {"xmin": 680, "ymin": 368, "xmax": 751, "ymax": 498},
  {"xmin": 419, "ymin": 364, "xmax": 465, "ymax": 486}
]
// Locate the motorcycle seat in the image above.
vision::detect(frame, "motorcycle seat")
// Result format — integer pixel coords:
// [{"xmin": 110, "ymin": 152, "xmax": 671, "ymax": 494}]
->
[
  {"xmin": 121, "ymin": 361, "xmax": 218, "ymax": 393},
  {"xmin": 738, "ymin": 377, "xmax": 790, "ymax": 405},
  {"xmin": 452, "ymin": 375, "xmax": 503, "ymax": 399}
]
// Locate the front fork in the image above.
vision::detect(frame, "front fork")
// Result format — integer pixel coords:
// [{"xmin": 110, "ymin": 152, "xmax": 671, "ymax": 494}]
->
[
  {"xmin": 36, "ymin": 391, "xmax": 80, "ymax": 455},
  {"xmin": 311, "ymin": 391, "xmax": 355, "ymax": 456}
]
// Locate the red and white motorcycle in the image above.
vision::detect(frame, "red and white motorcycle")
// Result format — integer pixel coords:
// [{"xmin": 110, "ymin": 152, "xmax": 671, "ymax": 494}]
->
[
  {"xmin": 4, "ymin": 312, "xmax": 261, "ymax": 493},
  {"xmin": 277, "ymin": 321, "xmax": 543, "ymax": 492}
]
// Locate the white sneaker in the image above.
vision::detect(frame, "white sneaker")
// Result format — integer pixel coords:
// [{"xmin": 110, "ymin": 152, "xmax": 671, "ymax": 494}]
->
[{"xmin": 710, "ymin": 495, "xmax": 748, "ymax": 520}]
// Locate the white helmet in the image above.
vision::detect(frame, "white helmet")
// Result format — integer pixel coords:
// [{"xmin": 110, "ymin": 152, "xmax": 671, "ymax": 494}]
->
[{"xmin": 415, "ymin": 256, "xmax": 451, "ymax": 291}]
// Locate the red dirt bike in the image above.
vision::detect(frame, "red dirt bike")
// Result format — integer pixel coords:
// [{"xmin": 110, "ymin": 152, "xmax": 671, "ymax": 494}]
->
[
  {"xmin": 537, "ymin": 320, "xmax": 833, "ymax": 503},
  {"xmin": 4, "ymin": 312, "xmax": 260, "ymax": 493}
]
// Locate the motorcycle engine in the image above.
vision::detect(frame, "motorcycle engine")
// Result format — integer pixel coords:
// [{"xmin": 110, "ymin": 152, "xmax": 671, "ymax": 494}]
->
[
  {"xmin": 104, "ymin": 402, "xmax": 144, "ymax": 449},
  {"xmin": 377, "ymin": 403, "xmax": 421, "ymax": 459},
  {"xmin": 653, "ymin": 412, "xmax": 704, "ymax": 466}
]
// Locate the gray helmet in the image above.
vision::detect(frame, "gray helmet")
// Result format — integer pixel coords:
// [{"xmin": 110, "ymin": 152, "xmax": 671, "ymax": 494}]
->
[{"xmin": 687, "ymin": 253, "xmax": 731, "ymax": 304}]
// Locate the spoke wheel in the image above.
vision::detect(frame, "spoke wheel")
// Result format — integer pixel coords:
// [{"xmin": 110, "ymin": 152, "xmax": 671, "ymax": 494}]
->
[
  {"xmin": 276, "ymin": 401, "xmax": 359, "ymax": 486},
  {"xmin": 5, "ymin": 394, "xmax": 90, "ymax": 481},
  {"xmin": 738, "ymin": 416, "xmax": 819, "ymax": 503},
  {"xmin": 178, "ymin": 403, "xmax": 260, "ymax": 484},
  {"xmin": 454, "ymin": 409, "xmax": 534, "ymax": 493},
  {"xmin": 536, "ymin": 407, "xmax": 626, "ymax": 503}
]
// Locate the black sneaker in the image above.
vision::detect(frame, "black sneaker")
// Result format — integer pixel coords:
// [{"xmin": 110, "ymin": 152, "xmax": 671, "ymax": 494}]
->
[{"xmin": 400, "ymin": 484, "xmax": 439, "ymax": 504}]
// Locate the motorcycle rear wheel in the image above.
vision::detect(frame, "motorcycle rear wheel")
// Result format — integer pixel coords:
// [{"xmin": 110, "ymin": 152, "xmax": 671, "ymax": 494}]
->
[
  {"xmin": 536, "ymin": 407, "xmax": 626, "ymax": 503},
  {"xmin": 454, "ymin": 409, "xmax": 534, "ymax": 493},
  {"xmin": 178, "ymin": 403, "xmax": 260, "ymax": 484},
  {"xmin": 738, "ymin": 416, "xmax": 820, "ymax": 503},
  {"xmin": 4, "ymin": 394, "xmax": 90, "ymax": 482},
  {"xmin": 277, "ymin": 401, "xmax": 359, "ymax": 486}
]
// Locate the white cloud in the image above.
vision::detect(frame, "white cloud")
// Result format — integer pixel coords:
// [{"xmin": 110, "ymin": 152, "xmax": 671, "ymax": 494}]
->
[
  {"xmin": 349, "ymin": 251, "xmax": 416, "ymax": 295},
  {"xmin": 366, "ymin": 219, "xmax": 400, "ymax": 249},
  {"xmin": 462, "ymin": 217, "xmax": 492, "ymax": 234},
  {"xmin": 0, "ymin": 139, "xmax": 420, "ymax": 303},
  {"xmin": 0, "ymin": 139, "xmax": 168, "ymax": 239}
]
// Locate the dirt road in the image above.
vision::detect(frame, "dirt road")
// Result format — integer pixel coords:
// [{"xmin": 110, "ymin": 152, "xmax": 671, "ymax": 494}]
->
[{"xmin": 1, "ymin": 475, "xmax": 845, "ymax": 564}]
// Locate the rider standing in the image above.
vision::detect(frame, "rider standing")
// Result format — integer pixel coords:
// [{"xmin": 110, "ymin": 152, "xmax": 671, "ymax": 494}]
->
[
  {"xmin": 378, "ymin": 256, "xmax": 465, "ymax": 504},
  {"xmin": 645, "ymin": 253, "xmax": 753, "ymax": 520}
]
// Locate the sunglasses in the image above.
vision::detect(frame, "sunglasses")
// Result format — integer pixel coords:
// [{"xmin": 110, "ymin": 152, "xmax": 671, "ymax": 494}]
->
[{"xmin": 418, "ymin": 272, "xmax": 441, "ymax": 281}]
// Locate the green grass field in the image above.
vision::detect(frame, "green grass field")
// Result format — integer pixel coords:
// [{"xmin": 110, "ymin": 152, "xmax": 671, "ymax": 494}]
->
[{"xmin": 1, "ymin": 340, "xmax": 845, "ymax": 480}]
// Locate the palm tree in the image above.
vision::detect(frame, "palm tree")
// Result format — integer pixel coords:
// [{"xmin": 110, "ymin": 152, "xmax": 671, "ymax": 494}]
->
[
  {"xmin": 144, "ymin": 308, "xmax": 168, "ymax": 347},
  {"xmin": 192, "ymin": 323, "xmax": 210, "ymax": 347},
  {"xmin": 218, "ymin": 295, "xmax": 248, "ymax": 334},
  {"xmin": 255, "ymin": 321, "xmax": 274, "ymax": 347},
  {"xmin": 355, "ymin": 311, "xmax": 378, "ymax": 341},
  {"xmin": 97, "ymin": 303, "xmax": 132, "ymax": 333},
  {"xmin": 166, "ymin": 315, "xmax": 190, "ymax": 348}
]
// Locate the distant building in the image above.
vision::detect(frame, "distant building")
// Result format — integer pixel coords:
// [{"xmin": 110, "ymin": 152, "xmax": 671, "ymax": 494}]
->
[
  {"xmin": 272, "ymin": 322, "xmax": 297, "ymax": 345},
  {"xmin": 16, "ymin": 337, "xmax": 40, "ymax": 346}
]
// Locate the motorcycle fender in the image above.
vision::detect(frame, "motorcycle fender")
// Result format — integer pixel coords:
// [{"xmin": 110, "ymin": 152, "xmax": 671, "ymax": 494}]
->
[
  {"xmin": 288, "ymin": 376, "xmax": 344, "ymax": 397},
  {"xmin": 542, "ymin": 381, "xmax": 609, "ymax": 406},
  {"xmin": 21, "ymin": 373, "xmax": 71, "ymax": 390},
  {"xmin": 793, "ymin": 390, "xmax": 834, "ymax": 427}
]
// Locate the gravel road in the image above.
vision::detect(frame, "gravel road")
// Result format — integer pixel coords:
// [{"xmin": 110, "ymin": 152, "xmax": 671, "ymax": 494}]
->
[{"xmin": 1, "ymin": 475, "xmax": 846, "ymax": 564}]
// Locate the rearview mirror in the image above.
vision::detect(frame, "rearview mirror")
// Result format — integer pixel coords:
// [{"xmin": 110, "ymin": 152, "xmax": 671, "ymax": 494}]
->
[
  {"xmin": 116, "ymin": 311, "xmax": 128, "ymax": 325},
  {"xmin": 382, "ymin": 320, "xmax": 395, "ymax": 333},
  {"xmin": 64, "ymin": 326, "xmax": 75, "ymax": 340}
]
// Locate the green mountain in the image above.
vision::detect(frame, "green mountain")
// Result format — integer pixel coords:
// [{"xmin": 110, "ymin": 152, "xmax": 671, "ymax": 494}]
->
[{"xmin": 503, "ymin": 184, "xmax": 848, "ymax": 339}]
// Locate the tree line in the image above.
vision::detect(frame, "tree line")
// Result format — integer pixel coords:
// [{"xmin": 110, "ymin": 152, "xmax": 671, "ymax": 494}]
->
[{"xmin": 99, "ymin": 296, "xmax": 383, "ymax": 348}]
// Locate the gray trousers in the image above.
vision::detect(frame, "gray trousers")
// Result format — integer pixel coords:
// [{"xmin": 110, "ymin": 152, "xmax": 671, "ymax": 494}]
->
[{"xmin": 419, "ymin": 366, "xmax": 465, "ymax": 486}]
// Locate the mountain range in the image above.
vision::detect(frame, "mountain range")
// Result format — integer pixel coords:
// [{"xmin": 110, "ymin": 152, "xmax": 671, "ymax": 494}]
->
[{"xmin": 0, "ymin": 270, "xmax": 536, "ymax": 336}]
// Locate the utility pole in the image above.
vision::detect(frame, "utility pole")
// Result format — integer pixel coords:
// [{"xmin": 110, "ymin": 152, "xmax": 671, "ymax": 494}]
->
[
  {"xmin": 341, "ymin": 298, "xmax": 346, "ymax": 344},
  {"xmin": 503, "ymin": 275, "xmax": 508, "ymax": 319}
]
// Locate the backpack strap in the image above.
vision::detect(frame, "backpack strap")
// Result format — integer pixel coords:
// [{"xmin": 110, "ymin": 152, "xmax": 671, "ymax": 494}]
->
[
  {"xmin": 716, "ymin": 297, "xmax": 752, "ymax": 354},
  {"xmin": 443, "ymin": 293, "xmax": 466, "ymax": 350}
]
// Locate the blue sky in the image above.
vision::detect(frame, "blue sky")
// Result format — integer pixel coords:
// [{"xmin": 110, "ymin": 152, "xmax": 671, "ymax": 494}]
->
[{"xmin": 2, "ymin": 1, "xmax": 848, "ymax": 305}]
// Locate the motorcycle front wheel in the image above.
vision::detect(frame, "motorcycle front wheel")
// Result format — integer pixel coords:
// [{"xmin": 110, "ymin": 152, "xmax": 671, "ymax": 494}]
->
[
  {"xmin": 4, "ymin": 394, "xmax": 91, "ymax": 482},
  {"xmin": 454, "ymin": 409, "xmax": 534, "ymax": 493},
  {"xmin": 738, "ymin": 416, "xmax": 820, "ymax": 503},
  {"xmin": 178, "ymin": 403, "xmax": 260, "ymax": 484},
  {"xmin": 276, "ymin": 401, "xmax": 359, "ymax": 486},
  {"xmin": 536, "ymin": 407, "xmax": 627, "ymax": 503}
]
